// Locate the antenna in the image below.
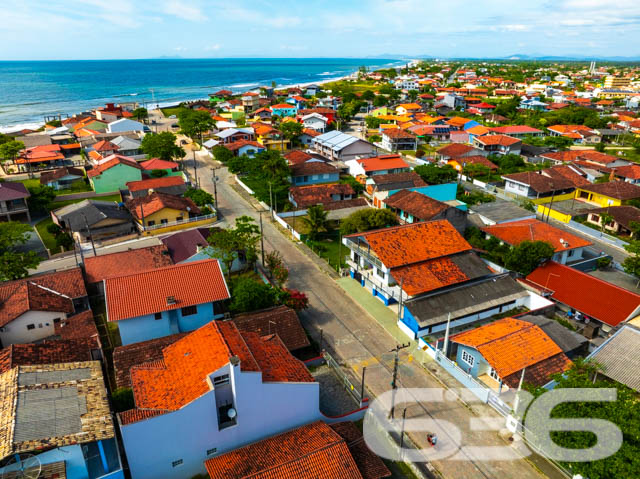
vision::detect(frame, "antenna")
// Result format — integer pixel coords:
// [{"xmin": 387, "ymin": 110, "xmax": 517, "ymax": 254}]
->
[{"xmin": 1, "ymin": 454, "xmax": 42, "ymax": 479}]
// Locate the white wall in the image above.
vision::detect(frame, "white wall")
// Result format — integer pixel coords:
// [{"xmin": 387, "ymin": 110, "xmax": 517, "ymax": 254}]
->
[
  {"xmin": 0, "ymin": 310, "xmax": 67, "ymax": 346},
  {"xmin": 504, "ymin": 180, "xmax": 530, "ymax": 198},
  {"xmin": 121, "ymin": 363, "xmax": 321, "ymax": 479},
  {"xmin": 345, "ymin": 159, "xmax": 365, "ymax": 177}
]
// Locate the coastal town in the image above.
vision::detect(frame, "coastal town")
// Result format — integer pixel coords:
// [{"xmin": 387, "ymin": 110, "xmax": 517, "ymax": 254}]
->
[{"xmin": 1, "ymin": 59, "xmax": 640, "ymax": 479}]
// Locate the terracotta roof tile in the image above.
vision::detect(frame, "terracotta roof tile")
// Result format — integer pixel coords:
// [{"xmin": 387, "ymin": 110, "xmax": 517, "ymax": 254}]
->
[
  {"xmin": 382, "ymin": 129, "xmax": 416, "ymax": 139},
  {"xmin": 126, "ymin": 191, "xmax": 200, "ymax": 220},
  {"xmin": 105, "ymin": 259, "xmax": 229, "ymax": 322},
  {"xmin": 290, "ymin": 161, "xmax": 337, "ymax": 177},
  {"xmin": 84, "ymin": 245, "xmax": 173, "ymax": 284},
  {"xmin": 347, "ymin": 220, "xmax": 471, "ymax": 269},
  {"xmin": 437, "ymin": 143, "xmax": 475, "ymax": 157},
  {"xmin": 139, "ymin": 158, "xmax": 179, "ymax": 170},
  {"xmin": 232, "ymin": 306, "xmax": 309, "ymax": 351},
  {"xmin": 451, "ymin": 155, "xmax": 498, "ymax": 170},
  {"xmin": 370, "ymin": 171, "xmax": 427, "ymax": 187},
  {"xmin": 285, "ymin": 150, "xmax": 314, "ymax": 165},
  {"xmin": 475, "ymin": 134, "xmax": 521, "ymax": 146},
  {"xmin": 526, "ymin": 261, "xmax": 640, "ymax": 327},
  {"xmin": 452, "ymin": 317, "xmax": 571, "ymax": 382},
  {"xmin": 502, "ymin": 171, "xmax": 575, "ymax": 194},
  {"xmin": 329, "ymin": 422, "xmax": 392, "ymax": 479},
  {"xmin": 290, "ymin": 183, "xmax": 354, "ymax": 208},
  {"xmin": 481, "ymin": 218, "xmax": 591, "ymax": 252},
  {"xmin": 489, "ymin": 126, "xmax": 543, "ymax": 135},
  {"xmin": 0, "ymin": 338, "xmax": 98, "ymax": 374},
  {"xmin": 357, "ymin": 155, "xmax": 408, "ymax": 173},
  {"xmin": 384, "ymin": 190, "xmax": 449, "ymax": 221},
  {"xmin": 113, "ymin": 333, "xmax": 188, "ymax": 388},
  {"xmin": 587, "ymin": 205, "xmax": 640, "ymax": 229},
  {"xmin": 205, "ymin": 421, "xmax": 363, "ymax": 479},
  {"xmin": 118, "ymin": 408, "xmax": 168, "ymax": 425},
  {"xmin": 579, "ymin": 181, "xmax": 640, "ymax": 200},
  {"xmin": 613, "ymin": 164, "xmax": 640, "ymax": 180},
  {"xmin": 125, "ymin": 176, "xmax": 185, "ymax": 192},
  {"xmin": 54, "ymin": 309, "xmax": 100, "ymax": 342}
]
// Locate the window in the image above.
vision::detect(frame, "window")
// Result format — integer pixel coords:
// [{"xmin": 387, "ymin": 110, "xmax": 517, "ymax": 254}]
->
[
  {"xmin": 176, "ymin": 216, "xmax": 183, "ymax": 222},
  {"xmin": 161, "ymin": 218, "xmax": 168, "ymax": 224},
  {"xmin": 181, "ymin": 305, "xmax": 197, "ymax": 317},
  {"xmin": 567, "ymin": 249, "xmax": 574, "ymax": 258},
  {"xmin": 154, "ymin": 312, "xmax": 162, "ymax": 320},
  {"xmin": 461, "ymin": 350, "xmax": 475, "ymax": 367},
  {"xmin": 26, "ymin": 324, "xmax": 35, "ymax": 330},
  {"xmin": 312, "ymin": 175, "xmax": 319, "ymax": 180},
  {"xmin": 147, "ymin": 220, "xmax": 155, "ymax": 226},
  {"xmin": 213, "ymin": 374, "xmax": 230, "ymax": 386},
  {"xmin": 53, "ymin": 318, "xmax": 61, "ymax": 323},
  {"xmin": 322, "ymin": 173, "xmax": 330, "ymax": 179},
  {"xmin": 213, "ymin": 302, "xmax": 224, "ymax": 316},
  {"xmin": 206, "ymin": 448, "xmax": 217, "ymax": 456},
  {"xmin": 489, "ymin": 368, "xmax": 500, "ymax": 381},
  {"xmin": 171, "ymin": 460, "xmax": 183, "ymax": 468}
]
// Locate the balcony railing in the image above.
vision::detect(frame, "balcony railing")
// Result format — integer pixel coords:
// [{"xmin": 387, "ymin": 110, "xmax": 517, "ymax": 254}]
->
[
  {"xmin": 137, "ymin": 212, "xmax": 217, "ymax": 232},
  {"xmin": 344, "ymin": 239, "xmax": 383, "ymax": 269}
]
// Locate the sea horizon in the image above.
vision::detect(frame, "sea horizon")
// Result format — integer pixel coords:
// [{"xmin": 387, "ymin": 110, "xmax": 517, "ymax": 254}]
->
[{"xmin": 0, "ymin": 57, "xmax": 403, "ymax": 132}]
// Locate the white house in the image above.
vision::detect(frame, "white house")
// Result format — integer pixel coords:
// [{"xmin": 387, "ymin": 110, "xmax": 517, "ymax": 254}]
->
[
  {"xmin": 106, "ymin": 118, "xmax": 145, "ymax": 133},
  {"xmin": 0, "ymin": 268, "xmax": 89, "ymax": 346},
  {"xmin": 301, "ymin": 113, "xmax": 328, "ymax": 132},
  {"xmin": 118, "ymin": 320, "xmax": 320, "ymax": 479}
]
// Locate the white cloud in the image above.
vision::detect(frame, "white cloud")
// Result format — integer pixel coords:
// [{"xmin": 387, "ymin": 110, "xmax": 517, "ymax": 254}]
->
[
  {"xmin": 501, "ymin": 24, "xmax": 529, "ymax": 31},
  {"xmin": 163, "ymin": 0, "xmax": 207, "ymax": 22},
  {"xmin": 205, "ymin": 44, "xmax": 221, "ymax": 51}
]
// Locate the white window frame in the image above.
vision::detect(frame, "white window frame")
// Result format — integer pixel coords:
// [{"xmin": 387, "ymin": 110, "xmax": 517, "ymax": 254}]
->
[
  {"xmin": 461, "ymin": 349, "xmax": 475, "ymax": 367},
  {"xmin": 489, "ymin": 367, "xmax": 500, "ymax": 381}
]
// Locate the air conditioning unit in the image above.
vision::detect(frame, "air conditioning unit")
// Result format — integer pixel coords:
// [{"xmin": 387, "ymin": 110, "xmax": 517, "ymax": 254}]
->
[{"xmin": 223, "ymin": 312, "xmax": 231, "ymax": 319}]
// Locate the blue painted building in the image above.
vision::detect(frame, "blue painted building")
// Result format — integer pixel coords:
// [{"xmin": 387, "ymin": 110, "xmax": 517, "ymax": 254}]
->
[
  {"xmin": 271, "ymin": 103, "xmax": 298, "ymax": 117},
  {"xmin": 387, "ymin": 183, "xmax": 467, "ymax": 211},
  {"xmin": 289, "ymin": 160, "xmax": 340, "ymax": 186},
  {"xmin": 105, "ymin": 259, "xmax": 230, "ymax": 346}
]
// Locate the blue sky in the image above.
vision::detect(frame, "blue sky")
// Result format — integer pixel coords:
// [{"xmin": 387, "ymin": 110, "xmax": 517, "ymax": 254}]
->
[{"xmin": 1, "ymin": 0, "xmax": 640, "ymax": 60}]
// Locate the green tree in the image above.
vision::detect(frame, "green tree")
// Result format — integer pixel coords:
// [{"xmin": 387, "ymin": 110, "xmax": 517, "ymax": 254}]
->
[
  {"xmin": 140, "ymin": 132, "xmax": 185, "ymax": 161},
  {"xmin": 303, "ymin": 205, "xmax": 328, "ymax": 240},
  {"xmin": 340, "ymin": 208, "xmax": 398, "ymax": 235},
  {"xmin": 599, "ymin": 211, "xmax": 614, "ymax": 233},
  {"xmin": 623, "ymin": 238, "xmax": 640, "ymax": 286},
  {"xmin": 373, "ymin": 95, "xmax": 388, "ymax": 107},
  {"xmin": 178, "ymin": 109, "xmax": 215, "ymax": 145},
  {"xmin": 207, "ymin": 228, "xmax": 239, "ymax": 274},
  {"xmin": 279, "ymin": 121, "xmax": 303, "ymax": 145},
  {"xmin": 504, "ymin": 240, "xmax": 555, "ymax": 275},
  {"xmin": 594, "ymin": 141, "xmax": 606, "ymax": 153},
  {"xmin": 525, "ymin": 360, "xmax": 640, "ymax": 479},
  {"xmin": 149, "ymin": 169, "xmax": 168, "ymax": 178},
  {"xmin": 112, "ymin": 387, "xmax": 135, "ymax": 412},
  {"xmin": 265, "ymin": 250, "xmax": 288, "ymax": 286},
  {"xmin": 491, "ymin": 153, "xmax": 525, "ymax": 174},
  {"xmin": 0, "ymin": 222, "xmax": 42, "ymax": 280},
  {"xmin": 229, "ymin": 277, "xmax": 279, "ymax": 313},
  {"xmin": 46, "ymin": 119, "xmax": 63, "ymax": 127},
  {"xmin": 365, "ymin": 116, "xmax": 383, "ymax": 129},
  {"xmin": 207, "ymin": 216, "xmax": 260, "ymax": 273},
  {"xmin": 55, "ymin": 232, "xmax": 73, "ymax": 251},
  {"xmin": 212, "ymin": 145, "xmax": 234, "ymax": 164},
  {"xmin": 0, "ymin": 141, "xmax": 25, "ymax": 164},
  {"xmin": 414, "ymin": 163, "xmax": 458, "ymax": 184},
  {"xmin": 131, "ymin": 107, "xmax": 148, "ymax": 123},
  {"xmin": 361, "ymin": 90, "xmax": 375, "ymax": 101},
  {"xmin": 463, "ymin": 163, "xmax": 491, "ymax": 180},
  {"xmin": 26, "ymin": 185, "xmax": 56, "ymax": 213},
  {"xmin": 184, "ymin": 187, "xmax": 213, "ymax": 207},
  {"xmin": 338, "ymin": 175, "xmax": 364, "ymax": 195}
]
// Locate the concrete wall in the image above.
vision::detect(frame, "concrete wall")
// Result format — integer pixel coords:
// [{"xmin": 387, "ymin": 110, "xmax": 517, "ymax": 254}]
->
[
  {"xmin": 117, "ymin": 302, "xmax": 221, "ymax": 346},
  {"xmin": 0, "ymin": 310, "xmax": 67, "ymax": 346},
  {"xmin": 121, "ymin": 363, "xmax": 321, "ymax": 479}
]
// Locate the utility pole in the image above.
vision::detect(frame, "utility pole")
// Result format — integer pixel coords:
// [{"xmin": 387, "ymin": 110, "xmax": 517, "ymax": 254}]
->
[
  {"xmin": 513, "ymin": 367, "xmax": 526, "ymax": 416},
  {"xmin": 82, "ymin": 213, "xmax": 96, "ymax": 256},
  {"xmin": 259, "ymin": 210, "xmax": 265, "ymax": 267},
  {"xmin": 193, "ymin": 149, "xmax": 198, "ymax": 188},
  {"xmin": 389, "ymin": 342, "xmax": 410, "ymax": 419},
  {"xmin": 211, "ymin": 168, "xmax": 218, "ymax": 209},
  {"xmin": 397, "ymin": 277, "xmax": 404, "ymax": 322},
  {"xmin": 269, "ymin": 182, "xmax": 273, "ymax": 218},
  {"xmin": 360, "ymin": 366, "xmax": 367, "ymax": 405},
  {"xmin": 442, "ymin": 313, "xmax": 452, "ymax": 357},
  {"xmin": 400, "ymin": 407, "xmax": 408, "ymax": 454}
]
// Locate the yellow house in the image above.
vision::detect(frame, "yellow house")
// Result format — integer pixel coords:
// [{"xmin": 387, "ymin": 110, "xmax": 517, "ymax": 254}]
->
[
  {"xmin": 253, "ymin": 123, "xmax": 290, "ymax": 151},
  {"xmin": 395, "ymin": 103, "xmax": 422, "ymax": 116},
  {"xmin": 370, "ymin": 107, "xmax": 390, "ymax": 117},
  {"xmin": 128, "ymin": 192, "xmax": 214, "ymax": 234},
  {"xmin": 575, "ymin": 182, "xmax": 640, "ymax": 207}
]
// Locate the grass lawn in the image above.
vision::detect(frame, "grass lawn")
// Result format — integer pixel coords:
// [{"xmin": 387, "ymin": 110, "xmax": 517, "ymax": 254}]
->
[
  {"xmin": 161, "ymin": 106, "xmax": 184, "ymax": 118},
  {"xmin": 14, "ymin": 178, "xmax": 40, "ymax": 189},
  {"xmin": 50, "ymin": 193, "xmax": 122, "ymax": 211},
  {"xmin": 34, "ymin": 217, "xmax": 60, "ymax": 254},
  {"xmin": 55, "ymin": 182, "xmax": 93, "ymax": 195},
  {"xmin": 305, "ymin": 231, "xmax": 349, "ymax": 270}
]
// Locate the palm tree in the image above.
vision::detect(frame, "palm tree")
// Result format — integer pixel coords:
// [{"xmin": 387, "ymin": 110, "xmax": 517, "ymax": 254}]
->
[{"xmin": 303, "ymin": 205, "xmax": 328, "ymax": 240}]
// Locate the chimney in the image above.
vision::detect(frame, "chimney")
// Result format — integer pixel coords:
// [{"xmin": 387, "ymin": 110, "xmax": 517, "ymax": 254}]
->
[{"xmin": 166, "ymin": 296, "xmax": 177, "ymax": 305}]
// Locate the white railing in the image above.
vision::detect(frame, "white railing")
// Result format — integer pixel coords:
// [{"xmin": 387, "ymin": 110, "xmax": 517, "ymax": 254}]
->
[{"xmin": 138, "ymin": 212, "xmax": 217, "ymax": 232}]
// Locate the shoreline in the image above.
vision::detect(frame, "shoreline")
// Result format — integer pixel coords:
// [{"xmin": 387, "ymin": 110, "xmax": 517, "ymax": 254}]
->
[{"xmin": 0, "ymin": 60, "xmax": 405, "ymax": 132}]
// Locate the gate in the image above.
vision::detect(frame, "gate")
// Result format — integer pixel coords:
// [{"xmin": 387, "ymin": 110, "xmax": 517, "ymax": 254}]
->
[
  {"xmin": 322, "ymin": 351, "xmax": 363, "ymax": 404},
  {"xmin": 487, "ymin": 392, "xmax": 512, "ymax": 417}
]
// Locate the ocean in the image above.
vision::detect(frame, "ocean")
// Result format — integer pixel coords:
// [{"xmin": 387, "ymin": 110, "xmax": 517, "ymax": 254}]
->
[{"xmin": 0, "ymin": 58, "xmax": 401, "ymax": 132}]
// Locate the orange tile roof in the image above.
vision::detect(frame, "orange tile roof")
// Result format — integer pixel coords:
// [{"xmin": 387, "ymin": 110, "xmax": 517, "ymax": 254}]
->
[
  {"xmin": 205, "ymin": 421, "xmax": 363, "ymax": 479},
  {"xmin": 452, "ymin": 317, "xmax": 570, "ymax": 380},
  {"xmin": 125, "ymin": 175, "xmax": 185, "ymax": 192},
  {"xmin": 613, "ymin": 164, "xmax": 640, "ymax": 180},
  {"xmin": 449, "ymin": 155, "xmax": 498, "ymax": 170},
  {"xmin": 126, "ymin": 192, "xmax": 200, "ymax": 219},
  {"xmin": 348, "ymin": 220, "xmax": 471, "ymax": 269},
  {"xmin": 437, "ymin": 143, "xmax": 475, "ymax": 157},
  {"xmin": 290, "ymin": 183, "xmax": 354, "ymax": 207},
  {"xmin": 357, "ymin": 155, "xmax": 408, "ymax": 172},
  {"xmin": 466, "ymin": 125, "xmax": 490, "ymax": 136},
  {"xmin": 475, "ymin": 134, "xmax": 520, "ymax": 146},
  {"xmin": 397, "ymin": 103, "xmax": 422, "ymax": 110},
  {"xmin": 481, "ymin": 218, "xmax": 591, "ymax": 252},
  {"xmin": 129, "ymin": 321, "xmax": 313, "ymax": 413},
  {"xmin": 446, "ymin": 117, "xmax": 472, "ymax": 128},
  {"xmin": 526, "ymin": 261, "xmax": 640, "ymax": 327},
  {"xmin": 93, "ymin": 140, "xmax": 119, "ymax": 152},
  {"xmin": 105, "ymin": 260, "xmax": 229, "ymax": 322},
  {"xmin": 139, "ymin": 158, "xmax": 179, "ymax": 170},
  {"xmin": 84, "ymin": 245, "xmax": 173, "ymax": 284},
  {"xmin": 87, "ymin": 155, "xmax": 142, "ymax": 178},
  {"xmin": 382, "ymin": 128, "xmax": 416, "ymax": 139},
  {"xmin": 284, "ymin": 150, "xmax": 314, "ymax": 165}
]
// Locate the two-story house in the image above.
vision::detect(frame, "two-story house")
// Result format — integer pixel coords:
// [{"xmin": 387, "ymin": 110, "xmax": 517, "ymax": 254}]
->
[
  {"xmin": 301, "ymin": 113, "xmax": 328, "ymax": 132},
  {"xmin": 381, "ymin": 129, "xmax": 418, "ymax": 152},
  {"xmin": 270, "ymin": 103, "xmax": 298, "ymax": 118},
  {"xmin": 118, "ymin": 320, "xmax": 320, "ymax": 479},
  {"xmin": 0, "ymin": 182, "xmax": 30, "ymax": 222},
  {"xmin": 312, "ymin": 131, "xmax": 375, "ymax": 162},
  {"xmin": 383, "ymin": 189, "xmax": 467, "ymax": 232},
  {"xmin": 289, "ymin": 160, "xmax": 340, "ymax": 186},
  {"xmin": 105, "ymin": 259, "xmax": 230, "ymax": 345},
  {"xmin": 241, "ymin": 91, "xmax": 260, "ymax": 113}
]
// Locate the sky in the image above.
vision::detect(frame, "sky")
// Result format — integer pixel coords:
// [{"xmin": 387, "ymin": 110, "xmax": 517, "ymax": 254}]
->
[{"xmin": 1, "ymin": 0, "xmax": 640, "ymax": 60}]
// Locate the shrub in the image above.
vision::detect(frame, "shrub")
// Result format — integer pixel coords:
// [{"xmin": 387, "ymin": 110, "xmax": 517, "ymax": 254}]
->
[
  {"xmin": 112, "ymin": 387, "xmax": 135, "ymax": 412},
  {"xmin": 46, "ymin": 223, "xmax": 62, "ymax": 235},
  {"xmin": 150, "ymin": 169, "xmax": 168, "ymax": 178}
]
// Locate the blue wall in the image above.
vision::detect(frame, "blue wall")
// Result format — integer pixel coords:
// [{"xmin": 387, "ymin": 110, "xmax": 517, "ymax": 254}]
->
[
  {"xmin": 401, "ymin": 307, "xmax": 420, "ymax": 333},
  {"xmin": 118, "ymin": 302, "xmax": 222, "ymax": 345},
  {"xmin": 389, "ymin": 183, "xmax": 467, "ymax": 210},
  {"xmin": 454, "ymin": 344, "xmax": 486, "ymax": 377},
  {"xmin": 291, "ymin": 172, "xmax": 340, "ymax": 186}
]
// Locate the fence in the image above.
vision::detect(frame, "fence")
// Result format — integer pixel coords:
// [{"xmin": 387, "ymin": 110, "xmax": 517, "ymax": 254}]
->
[
  {"xmin": 567, "ymin": 220, "xmax": 629, "ymax": 250},
  {"xmin": 322, "ymin": 351, "xmax": 363, "ymax": 404},
  {"xmin": 433, "ymin": 350, "xmax": 491, "ymax": 403},
  {"xmin": 137, "ymin": 212, "xmax": 217, "ymax": 233},
  {"xmin": 273, "ymin": 212, "xmax": 302, "ymax": 240},
  {"xmin": 234, "ymin": 175, "xmax": 255, "ymax": 195}
]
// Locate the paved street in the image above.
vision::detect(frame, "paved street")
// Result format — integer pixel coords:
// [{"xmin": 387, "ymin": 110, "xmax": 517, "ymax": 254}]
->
[{"xmin": 191, "ymin": 157, "xmax": 552, "ymax": 479}]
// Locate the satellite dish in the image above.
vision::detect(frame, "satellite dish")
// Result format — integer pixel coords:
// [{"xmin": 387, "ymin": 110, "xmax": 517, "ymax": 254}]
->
[
  {"xmin": 227, "ymin": 408, "xmax": 237, "ymax": 419},
  {"xmin": 1, "ymin": 453, "xmax": 41, "ymax": 479}
]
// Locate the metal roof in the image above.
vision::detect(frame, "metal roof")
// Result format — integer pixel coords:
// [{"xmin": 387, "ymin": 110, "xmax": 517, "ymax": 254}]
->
[
  {"xmin": 312, "ymin": 130, "xmax": 362, "ymax": 151},
  {"xmin": 589, "ymin": 325, "xmax": 640, "ymax": 391}
]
